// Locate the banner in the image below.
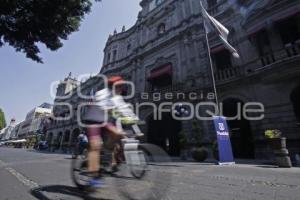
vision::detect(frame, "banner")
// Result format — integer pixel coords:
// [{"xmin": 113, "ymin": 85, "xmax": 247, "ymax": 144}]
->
[{"xmin": 213, "ymin": 116, "xmax": 235, "ymax": 165}]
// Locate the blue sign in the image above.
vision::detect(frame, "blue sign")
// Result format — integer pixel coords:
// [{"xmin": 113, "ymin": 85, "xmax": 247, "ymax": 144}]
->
[{"xmin": 213, "ymin": 116, "xmax": 235, "ymax": 165}]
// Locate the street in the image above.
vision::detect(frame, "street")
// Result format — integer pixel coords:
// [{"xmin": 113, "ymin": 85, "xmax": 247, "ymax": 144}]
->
[{"xmin": 0, "ymin": 147, "xmax": 300, "ymax": 200}]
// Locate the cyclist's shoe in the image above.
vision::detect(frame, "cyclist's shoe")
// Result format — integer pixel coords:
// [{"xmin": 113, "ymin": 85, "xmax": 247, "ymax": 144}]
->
[
  {"xmin": 88, "ymin": 178, "xmax": 105, "ymax": 189},
  {"xmin": 135, "ymin": 132, "xmax": 144, "ymax": 138}
]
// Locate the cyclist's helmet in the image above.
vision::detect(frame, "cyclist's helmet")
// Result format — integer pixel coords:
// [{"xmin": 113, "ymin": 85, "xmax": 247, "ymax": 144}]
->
[
  {"xmin": 108, "ymin": 76, "xmax": 124, "ymax": 85},
  {"xmin": 108, "ymin": 76, "xmax": 127, "ymax": 95}
]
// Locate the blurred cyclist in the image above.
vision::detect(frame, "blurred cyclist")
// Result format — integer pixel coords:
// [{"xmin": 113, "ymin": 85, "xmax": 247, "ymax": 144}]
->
[
  {"xmin": 77, "ymin": 131, "xmax": 88, "ymax": 153},
  {"xmin": 82, "ymin": 76, "xmax": 127, "ymax": 189}
]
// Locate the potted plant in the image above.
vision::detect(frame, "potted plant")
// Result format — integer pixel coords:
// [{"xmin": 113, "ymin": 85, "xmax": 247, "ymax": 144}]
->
[
  {"xmin": 191, "ymin": 147, "xmax": 208, "ymax": 162},
  {"xmin": 265, "ymin": 130, "xmax": 283, "ymax": 149},
  {"xmin": 265, "ymin": 129, "xmax": 292, "ymax": 168},
  {"xmin": 190, "ymin": 121, "xmax": 208, "ymax": 162}
]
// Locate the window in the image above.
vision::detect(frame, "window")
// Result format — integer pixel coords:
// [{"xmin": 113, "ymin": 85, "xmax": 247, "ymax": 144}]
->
[
  {"xmin": 276, "ymin": 15, "xmax": 300, "ymax": 44},
  {"xmin": 158, "ymin": 23, "xmax": 166, "ymax": 35},
  {"xmin": 112, "ymin": 50, "xmax": 117, "ymax": 61},
  {"xmin": 207, "ymin": 0, "xmax": 217, "ymax": 9},
  {"xmin": 107, "ymin": 53, "xmax": 111, "ymax": 63},
  {"xmin": 212, "ymin": 49, "xmax": 232, "ymax": 70},
  {"xmin": 127, "ymin": 44, "xmax": 131, "ymax": 51},
  {"xmin": 253, "ymin": 30, "xmax": 272, "ymax": 56},
  {"xmin": 149, "ymin": 0, "xmax": 165, "ymax": 11},
  {"xmin": 147, "ymin": 64, "xmax": 172, "ymax": 91},
  {"xmin": 291, "ymin": 85, "xmax": 300, "ymax": 126}
]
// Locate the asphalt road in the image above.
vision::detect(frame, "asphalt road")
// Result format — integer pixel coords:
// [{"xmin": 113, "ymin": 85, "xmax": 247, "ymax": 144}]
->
[{"xmin": 0, "ymin": 147, "xmax": 300, "ymax": 200}]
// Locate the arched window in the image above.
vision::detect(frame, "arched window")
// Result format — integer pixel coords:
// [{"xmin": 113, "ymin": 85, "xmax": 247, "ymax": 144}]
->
[
  {"xmin": 158, "ymin": 23, "xmax": 166, "ymax": 35},
  {"xmin": 127, "ymin": 44, "xmax": 131, "ymax": 51},
  {"xmin": 291, "ymin": 85, "xmax": 300, "ymax": 126},
  {"xmin": 207, "ymin": 0, "xmax": 217, "ymax": 9}
]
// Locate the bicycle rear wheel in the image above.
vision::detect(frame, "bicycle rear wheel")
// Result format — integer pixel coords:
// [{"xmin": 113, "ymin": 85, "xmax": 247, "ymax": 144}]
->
[{"xmin": 114, "ymin": 143, "xmax": 173, "ymax": 200}]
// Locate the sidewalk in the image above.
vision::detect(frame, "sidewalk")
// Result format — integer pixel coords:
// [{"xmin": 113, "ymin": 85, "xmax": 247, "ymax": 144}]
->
[{"xmin": 165, "ymin": 160, "xmax": 300, "ymax": 200}]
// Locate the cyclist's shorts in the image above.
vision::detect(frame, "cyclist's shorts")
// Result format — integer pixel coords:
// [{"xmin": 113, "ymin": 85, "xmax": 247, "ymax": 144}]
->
[
  {"xmin": 82, "ymin": 105, "xmax": 106, "ymax": 124},
  {"xmin": 87, "ymin": 123, "xmax": 115, "ymax": 138}
]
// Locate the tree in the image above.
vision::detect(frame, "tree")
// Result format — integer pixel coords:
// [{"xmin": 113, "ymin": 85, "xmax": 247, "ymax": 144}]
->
[
  {"xmin": 0, "ymin": 0, "xmax": 101, "ymax": 63},
  {"xmin": 0, "ymin": 108, "xmax": 6, "ymax": 130}
]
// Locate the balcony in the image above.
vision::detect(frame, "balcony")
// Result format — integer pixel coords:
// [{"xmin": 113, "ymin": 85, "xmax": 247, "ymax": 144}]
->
[
  {"xmin": 215, "ymin": 66, "xmax": 244, "ymax": 82},
  {"xmin": 145, "ymin": 83, "xmax": 185, "ymax": 93},
  {"xmin": 215, "ymin": 41, "xmax": 300, "ymax": 83}
]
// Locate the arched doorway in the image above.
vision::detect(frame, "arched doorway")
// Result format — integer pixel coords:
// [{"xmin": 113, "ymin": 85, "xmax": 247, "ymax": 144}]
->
[
  {"xmin": 222, "ymin": 98, "xmax": 255, "ymax": 159},
  {"xmin": 47, "ymin": 132, "xmax": 53, "ymax": 144},
  {"xmin": 291, "ymin": 85, "xmax": 300, "ymax": 126},
  {"xmin": 57, "ymin": 132, "xmax": 63, "ymax": 148},
  {"xmin": 64, "ymin": 130, "xmax": 71, "ymax": 143},
  {"xmin": 147, "ymin": 113, "xmax": 181, "ymax": 156}
]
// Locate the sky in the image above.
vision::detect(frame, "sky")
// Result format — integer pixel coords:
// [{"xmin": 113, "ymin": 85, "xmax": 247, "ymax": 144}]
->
[{"xmin": 0, "ymin": 0, "xmax": 141, "ymax": 124}]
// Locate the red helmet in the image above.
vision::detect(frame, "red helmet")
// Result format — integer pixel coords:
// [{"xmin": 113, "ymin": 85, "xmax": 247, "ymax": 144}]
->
[{"xmin": 108, "ymin": 76, "xmax": 124, "ymax": 85}]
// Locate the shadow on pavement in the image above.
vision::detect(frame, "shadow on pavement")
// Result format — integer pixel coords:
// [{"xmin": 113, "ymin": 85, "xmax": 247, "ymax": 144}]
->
[{"xmin": 31, "ymin": 185, "xmax": 112, "ymax": 200}]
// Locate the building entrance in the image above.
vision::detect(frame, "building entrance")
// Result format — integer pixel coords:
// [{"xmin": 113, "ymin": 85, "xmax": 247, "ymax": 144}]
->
[
  {"xmin": 223, "ymin": 98, "xmax": 255, "ymax": 159},
  {"xmin": 147, "ymin": 113, "xmax": 181, "ymax": 156}
]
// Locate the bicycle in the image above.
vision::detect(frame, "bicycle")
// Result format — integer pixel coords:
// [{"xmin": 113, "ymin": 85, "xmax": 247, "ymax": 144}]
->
[
  {"xmin": 71, "ymin": 140, "xmax": 88, "ymax": 159},
  {"xmin": 71, "ymin": 123, "xmax": 149, "ymax": 189}
]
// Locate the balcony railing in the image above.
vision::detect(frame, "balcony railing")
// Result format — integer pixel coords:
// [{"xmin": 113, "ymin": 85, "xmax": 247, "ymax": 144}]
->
[
  {"xmin": 215, "ymin": 41, "xmax": 300, "ymax": 82},
  {"xmin": 215, "ymin": 66, "xmax": 244, "ymax": 82},
  {"xmin": 145, "ymin": 83, "xmax": 185, "ymax": 94},
  {"xmin": 285, "ymin": 41, "xmax": 300, "ymax": 57}
]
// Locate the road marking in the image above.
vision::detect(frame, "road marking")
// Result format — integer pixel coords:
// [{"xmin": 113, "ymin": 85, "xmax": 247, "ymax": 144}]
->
[{"xmin": 5, "ymin": 167, "xmax": 39, "ymax": 189}]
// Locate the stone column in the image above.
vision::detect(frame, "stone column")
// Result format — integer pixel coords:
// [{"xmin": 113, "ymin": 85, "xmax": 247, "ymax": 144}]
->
[{"xmin": 60, "ymin": 132, "xmax": 65, "ymax": 151}]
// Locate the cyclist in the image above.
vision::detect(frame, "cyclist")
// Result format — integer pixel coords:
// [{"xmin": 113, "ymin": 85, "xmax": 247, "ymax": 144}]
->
[
  {"xmin": 82, "ymin": 76, "xmax": 129, "ymax": 189},
  {"xmin": 77, "ymin": 131, "xmax": 88, "ymax": 154}
]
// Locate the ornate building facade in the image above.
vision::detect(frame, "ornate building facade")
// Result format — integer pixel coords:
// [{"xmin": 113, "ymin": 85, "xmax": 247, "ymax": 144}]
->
[{"xmin": 46, "ymin": 0, "xmax": 300, "ymax": 161}]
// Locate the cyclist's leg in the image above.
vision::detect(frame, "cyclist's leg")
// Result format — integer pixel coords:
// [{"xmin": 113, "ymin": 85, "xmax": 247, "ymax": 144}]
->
[
  {"xmin": 87, "ymin": 127, "xmax": 102, "ymax": 176},
  {"xmin": 112, "ymin": 142, "xmax": 122, "ymax": 168},
  {"xmin": 104, "ymin": 123, "xmax": 124, "ymax": 168}
]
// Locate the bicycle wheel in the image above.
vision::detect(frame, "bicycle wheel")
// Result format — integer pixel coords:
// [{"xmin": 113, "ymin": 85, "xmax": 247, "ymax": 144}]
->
[
  {"xmin": 71, "ymin": 158, "xmax": 90, "ymax": 190},
  {"xmin": 114, "ymin": 143, "xmax": 173, "ymax": 200},
  {"xmin": 128, "ymin": 146, "xmax": 149, "ymax": 179}
]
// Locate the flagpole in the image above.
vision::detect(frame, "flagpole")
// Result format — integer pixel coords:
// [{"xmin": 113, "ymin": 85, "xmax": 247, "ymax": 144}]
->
[{"xmin": 202, "ymin": 14, "xmax": 220, "ymax": 115}]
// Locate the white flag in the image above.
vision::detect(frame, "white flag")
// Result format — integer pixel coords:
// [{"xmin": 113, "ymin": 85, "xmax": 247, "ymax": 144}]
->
[{"xmin": 200, "ymin": 2, "xmax": 240, "ymax": 58}]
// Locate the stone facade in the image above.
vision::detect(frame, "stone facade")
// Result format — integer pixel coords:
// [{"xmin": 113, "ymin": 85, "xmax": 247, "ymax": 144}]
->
[{"xmin": 46, "ymin": 0, "xmax": 300, "ymax": 160}]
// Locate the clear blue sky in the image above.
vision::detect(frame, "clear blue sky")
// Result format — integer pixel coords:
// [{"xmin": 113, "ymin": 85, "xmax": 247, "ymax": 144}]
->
[{"xmin": 0, "ymin": 0, "xmax": 141, "ymax": 124}]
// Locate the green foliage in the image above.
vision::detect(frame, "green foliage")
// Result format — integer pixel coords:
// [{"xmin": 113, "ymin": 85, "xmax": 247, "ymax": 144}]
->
[
  {"xmin": 0, "ymin": 108, "xmax": 6, "ymax": 130},
  {"xmin": 265, "ymin": 129, "xmax": 282, "ymax": 139},
  {"xmin": 178, "ymin": 131, "xmax": 188, "ymax": 149},
  {"xmin": 191, "ymin": 147, "xmax": 208, "ymax": 162},
  {"xmin": 0, "ymin": 0, "xmax": 101, "ymax": 63},
  {"xmin": 189, "ymin": 120, "xmax": 204, "ymax": 147}
]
